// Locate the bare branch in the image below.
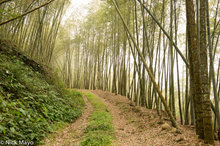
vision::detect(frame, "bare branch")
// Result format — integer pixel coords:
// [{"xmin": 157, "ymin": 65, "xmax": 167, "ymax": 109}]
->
[{"xmin": 0, "ymin": 0, "xmax": 56, "ymax": 26}]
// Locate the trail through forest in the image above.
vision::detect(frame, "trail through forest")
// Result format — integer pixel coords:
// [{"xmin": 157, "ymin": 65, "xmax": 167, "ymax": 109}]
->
[
  {"xmin": 45, "ymin": 90, "xmax": 220, "ymax": 146},
  {"xmin": 0, "ymin": 0, "xmax": 219, "ymax": 145},
  {"xmin": 90, "ymin": 90, "xmax": 206, "ymax": 146}
]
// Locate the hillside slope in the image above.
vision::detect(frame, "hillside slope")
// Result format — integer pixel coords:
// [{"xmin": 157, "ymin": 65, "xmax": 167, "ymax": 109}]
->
[{"xmin": 0, "ymin": 40, "xmax": 84, "ymax": 145}]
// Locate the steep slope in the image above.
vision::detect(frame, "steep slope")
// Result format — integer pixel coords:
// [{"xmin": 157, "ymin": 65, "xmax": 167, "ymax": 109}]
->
[{"xmin": 0, "ymin": 39, "xmax": 84, "ymax": 145}]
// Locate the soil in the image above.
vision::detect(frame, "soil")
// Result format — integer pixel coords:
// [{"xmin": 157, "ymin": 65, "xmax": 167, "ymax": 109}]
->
[
  {"xmin": 90, "ymin": 90, "xmax": 220, "ymax": 146},
  {"xmin": 45, "ymin": 89, "xmax": 220, "ymax": 146}
]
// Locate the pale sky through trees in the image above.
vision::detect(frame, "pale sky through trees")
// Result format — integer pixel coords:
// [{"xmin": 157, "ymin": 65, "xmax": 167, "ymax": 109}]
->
[
  {"xmin": 62, "ymin": 0, "xmax": 187, "ymax": 92},
  {"xmin": 63, "ymin": 0, "xmax": 93, "ymax": 22},
  {"xmin": 61, "ymin": 0, "xmax": 218, "ymax": 100}
]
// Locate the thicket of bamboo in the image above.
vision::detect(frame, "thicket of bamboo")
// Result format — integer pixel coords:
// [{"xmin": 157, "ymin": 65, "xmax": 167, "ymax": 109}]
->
[{"xmin": 53, "ymin": 0, "xmax": 219, "ymax": 144}]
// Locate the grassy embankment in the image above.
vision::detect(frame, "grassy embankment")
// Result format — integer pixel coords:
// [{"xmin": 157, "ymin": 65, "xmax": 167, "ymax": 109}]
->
[
  {"xmin": 0, "ymin": 40, "xmax": 85, "ymax": 145},
  {"xmin": 81, "ymin": 91, "xmax": 115, "ymax": 146}
]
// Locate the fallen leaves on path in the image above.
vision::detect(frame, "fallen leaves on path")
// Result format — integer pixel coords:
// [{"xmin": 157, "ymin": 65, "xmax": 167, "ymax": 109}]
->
[
  {"xmin": 44, "ymin": 89, "xmax": 220, "ymax": 146},
  {"xmin": 90, "ymin": 90, "xmax": 220, "ymax": 146}
]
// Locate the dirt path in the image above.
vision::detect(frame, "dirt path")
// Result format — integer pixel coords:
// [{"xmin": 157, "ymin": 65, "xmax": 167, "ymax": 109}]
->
[
  {"xmin": 91, "ymin": 91, "xmax": 146, "ymax": 146},
  {"xmin": 45, "ymin": 89, "xmax": 219, "ymax": 146},
  {"xmin": 89, "ymin": 90, "xmax": 219, "ymax": 146},
  {"xmin": 44, "ymin": 96, "xmax": 93, "ymax": 146}
]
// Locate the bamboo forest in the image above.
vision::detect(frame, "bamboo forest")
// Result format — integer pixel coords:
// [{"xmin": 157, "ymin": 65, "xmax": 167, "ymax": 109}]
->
[{"xmin": 0, "ymin": 0, "xmax": 219, "ymax": 145}]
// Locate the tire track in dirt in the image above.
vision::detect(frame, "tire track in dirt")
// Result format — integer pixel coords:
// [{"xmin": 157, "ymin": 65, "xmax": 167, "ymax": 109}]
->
[
  {"xmin": 90, "ymin": 90, "xmax": 220, "ymax": 146},
  {"xmin": 90, "ymin": 90, "xmax": 146, "ymax": 146},
  {"xmin": 45, "ymin": 89, "xmax": 220, "ymax": 146},
  {"xmin": 44, "ymin": 95, "xmax": 93, "ymax": 146}
]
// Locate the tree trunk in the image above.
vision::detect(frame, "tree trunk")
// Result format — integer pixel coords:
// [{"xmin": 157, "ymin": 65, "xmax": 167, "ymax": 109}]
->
[
  {"xmin": 185, "ymin": 0, "xmax": 204, "ymax": 138},
  {"xmin": 199, "ymin": 0, "xmax": 214, "ymax": 144}
]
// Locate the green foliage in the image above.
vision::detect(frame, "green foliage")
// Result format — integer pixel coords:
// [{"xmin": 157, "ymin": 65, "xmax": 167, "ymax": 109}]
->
[
  {"xmin": 0, "ymin": 6, "xmax": 20, "ymax": 21},
  {"xmin": 0, "ymin": 52, "xmax": 84, "ymax": 145},
  {"xmin": 80, "ymin": 92, "xmax": 115, "ymax": 146},
  {"xmin": 83, "ymin": 93, "xmax": 107, "ymax": 110},
  {"xmin": 80, "ymin": 132, "xmax": 112, "ymax": 146},
  {"xmin": 85, "ymin": 111, "xmax": 113, "ymax": 133}
]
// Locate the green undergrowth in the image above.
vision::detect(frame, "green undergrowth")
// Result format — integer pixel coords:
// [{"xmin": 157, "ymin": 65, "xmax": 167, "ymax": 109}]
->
[
  {"xmin": 80, "ymin": 92, "xmax": 115, "ymax": 146},
  {"xmin": 0, "ymin": 40, "xmax": 85, "ymax": 145}
]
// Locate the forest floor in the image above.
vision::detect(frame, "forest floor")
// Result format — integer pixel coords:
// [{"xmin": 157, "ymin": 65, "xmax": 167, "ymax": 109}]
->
[
  {"xmin": 45, "ymin": 96, "xmax": 94, "ymax": 146},
  {"xmin": 45, "ymin": 89, "xmax": 220, "ymax": 146}
]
